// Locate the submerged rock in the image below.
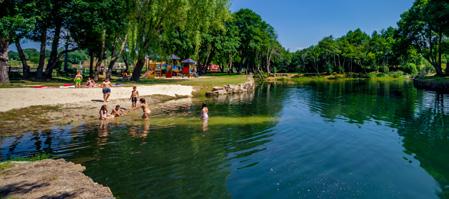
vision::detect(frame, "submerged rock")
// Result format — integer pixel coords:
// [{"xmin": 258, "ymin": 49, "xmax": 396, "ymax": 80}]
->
[{"xmin": 0, "ymin": 159, "xmax": 114, "ymax": 199}]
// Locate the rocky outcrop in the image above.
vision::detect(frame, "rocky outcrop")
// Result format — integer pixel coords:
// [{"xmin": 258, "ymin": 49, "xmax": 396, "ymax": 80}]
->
[
  {"xmin": 0, "ymin": 159, "xmax": 114, "ymax": 199},
  {"xmin": 206, "ymin": 75, "xmax": 256, "ymax": 97}
]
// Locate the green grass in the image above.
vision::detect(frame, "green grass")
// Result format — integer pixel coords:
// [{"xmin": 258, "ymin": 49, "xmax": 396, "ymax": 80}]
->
[
  {"xmin": 0, "ymin": 74, "xmax": 248, "ymax": 94},
  {"xmin": 0, "ymin": 153, "xmax": 52, "ymax": 171},
  {"xmin": 265, "ymin": 72, "xmax": 410, "ymax": 84}
]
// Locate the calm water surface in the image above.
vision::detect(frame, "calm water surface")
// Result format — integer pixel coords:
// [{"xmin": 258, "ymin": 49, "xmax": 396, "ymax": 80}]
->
[{"xmin": 1, "ymin": 80, "xmax": 449, "ymax": 199}]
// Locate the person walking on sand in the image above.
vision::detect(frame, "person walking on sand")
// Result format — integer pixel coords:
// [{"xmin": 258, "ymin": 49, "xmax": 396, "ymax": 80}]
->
[
  {"xmin": 134, "ymin": 98, "xmax": 151, "ymax": 119},
  {"xmin": 101, "ymin": 78, "xmax": 113, "ymax": 102},
  {"xmin": 200, "ymin": 103, "xmax": 209, "ymax": 120},
  {"xmin": 74, "ymin": 71, "xmax": 83, "ymax": 88},
  {"xmin": 99, "ymin": 105, "xmax": 114, "ymax": 120},
  {"xmin": 130, "ymin": 86, "xmax": 139, "ymax": 108}
]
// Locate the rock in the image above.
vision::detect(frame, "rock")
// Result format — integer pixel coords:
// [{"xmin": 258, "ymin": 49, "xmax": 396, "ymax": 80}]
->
[
  {"xmin": 0, "ymin": 159, "xmax": 114, "ymax": 199},
  {"xmin": 216, "ymin": 89, "xmax": 227, "ymax": 95},
  {"xmin": 212, "ymin": 86, "xmax": 224, "ymax": 91}
]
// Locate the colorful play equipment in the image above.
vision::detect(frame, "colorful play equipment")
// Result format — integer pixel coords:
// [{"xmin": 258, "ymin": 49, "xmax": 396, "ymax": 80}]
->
[{"xmin": 141, "ymin": 55, "xmax": 198, "ymax": 79}]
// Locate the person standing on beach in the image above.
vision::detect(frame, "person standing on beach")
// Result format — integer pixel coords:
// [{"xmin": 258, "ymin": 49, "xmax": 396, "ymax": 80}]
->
[
  {"xmin": 101, "ymin": 78, "xmax": 112, "ymax": 102},
  {"xmin": 130, "ymin": 86, "xmax": 139, "ymax": 108},
  {"xmin": 74, "ymin": 71, "xmax": 83, "ymax": 88}
]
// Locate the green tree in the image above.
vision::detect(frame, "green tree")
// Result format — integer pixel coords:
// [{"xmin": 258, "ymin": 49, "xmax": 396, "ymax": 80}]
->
[
  {"xmin": 398, "ymin": 0, "xmax": 447, "ymax": 76},
  {"xmin": 0, "ymin": 0, "xmax": 35, "ymax": 82}
]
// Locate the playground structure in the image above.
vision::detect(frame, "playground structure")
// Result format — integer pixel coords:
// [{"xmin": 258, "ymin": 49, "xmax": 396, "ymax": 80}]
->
[{"xmin": 143, "ymin": 56, "xmax": 198, "ymax": 79}]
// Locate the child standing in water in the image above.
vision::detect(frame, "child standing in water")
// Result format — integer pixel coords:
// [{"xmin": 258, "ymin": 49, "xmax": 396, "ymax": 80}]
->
[
  {"xmin": 99, "ymin": 105, "xmax": 114, "ymax": 120},
  {"xmin": 130, "ymin": 86, "xmax": 139, "ymax": 108},
  {"xmin": 74, "ymin": 71, "xmax": 83, "ymax": 88},
  {"xmin": 135, "ymin": 98, "xmax": 151, "ymax": 119},
  {"xmin": 201, "ymin": 103, "xmax": 209, "ymax": 120}
]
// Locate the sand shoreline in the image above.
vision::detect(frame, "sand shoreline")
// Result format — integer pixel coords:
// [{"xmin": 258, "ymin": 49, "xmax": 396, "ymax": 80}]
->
[{"xmin": 0, "ymin": 84, "xmax": 194, "ymax": 112}]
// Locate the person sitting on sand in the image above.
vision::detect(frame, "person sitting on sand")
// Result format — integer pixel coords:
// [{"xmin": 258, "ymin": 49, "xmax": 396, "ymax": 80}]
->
[
  {"xmin": 86, "ymin": 77, "xmax": 96, "ymax": 88},
  {"xmin": 134, "ymin": 98, "xmax": 151, "ymax": 119},
  {"xmin": 99, "ymin": 105, "xmax": 114, "ymax": 120},
  {"xmin": 111, "ymin": 105, "xmax": 126, "ymax": 117},
  {"xmin": 74, "ymin": 71, "xmax": 83, "ymax": 88},
  {"xmin": 122, "ymin": 71, "xmax": 129, "ymax": 81},
  {"xmin": 200, "ymin": 103, "xmax": 209, "ymax": 120},
  {"xmin": 101, "ymin": 78, "xmax": 113, "ymax": 102},
  {"xmin": 130, "ymin": 86, "xmax": 139, "ymax": 108}
]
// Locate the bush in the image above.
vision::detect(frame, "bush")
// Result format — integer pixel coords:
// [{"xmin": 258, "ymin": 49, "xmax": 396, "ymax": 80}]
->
[
  {"xmin": 379, "ymin": 65, "xmax": 389, "ymax": 73},
  {"xmin": 401, "ymin": 63, "xmax": 418, "ymax": 75},
  {"xmin": 390, "ymin": 71, "xmax": 404, "ymax": 78}
]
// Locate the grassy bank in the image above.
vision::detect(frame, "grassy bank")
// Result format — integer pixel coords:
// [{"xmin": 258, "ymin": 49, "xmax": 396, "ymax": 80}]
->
[
  {"xmin": 0, "ymin": 74, "xmax": 248, "ymax": 97},
  {"xmin": 264, "ymin": 72, "xmax": 410, "ymax": 84}
]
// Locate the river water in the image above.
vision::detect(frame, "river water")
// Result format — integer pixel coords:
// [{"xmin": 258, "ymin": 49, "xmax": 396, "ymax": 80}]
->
[{"xmin": 1, "ymin": 80, "xmax": 449, "ymax": 199}]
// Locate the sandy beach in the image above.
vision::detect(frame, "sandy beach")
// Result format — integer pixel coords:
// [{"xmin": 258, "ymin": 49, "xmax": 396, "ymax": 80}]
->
[{"xmin": 0, "ymin": 85, "xmax": 194, "ymax": 112}]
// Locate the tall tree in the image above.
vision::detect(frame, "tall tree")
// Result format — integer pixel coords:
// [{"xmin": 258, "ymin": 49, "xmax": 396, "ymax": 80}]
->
[
  {"xmin": 0, "ymin": 0, "xmax": 35, "ymax": 82},
  {"xmin": 398, "ymin": 0, "xmax": 447, "ymax": 75}
]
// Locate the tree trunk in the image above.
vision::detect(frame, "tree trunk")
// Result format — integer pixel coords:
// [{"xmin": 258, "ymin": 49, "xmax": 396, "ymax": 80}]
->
[
  {"xmin": 89, "ymin": 50, "xmax": 94, "ymax": 78},
  {"xmin": 45, "ymin": 19, "xmax": 62, "ymax": 79},
  {"xmin": 15, "ymin": 38, "xmax": 30, "ymax": 79},
  {"xmin": 0, "ymin": 38, "xmax": 10, "ymax": 83},
  {"xmin": 107, "ymin": 36, "xmax": 127, "ymax": 79},
  {"xmin": 437, "ymin": 30, "xmax": 443, "ymax": 75},
  {"xmin": 445, "ymin": 60, "xmax": 449, "ymax": 75},
  {"xmin": 131, "ymin": 57, "xmax": 145, "ymax": 81},
  {"xmin": 36, "ymin": 28, "xmax": 47, "ymax": 79},
  {"xmin": 123, "ymin": 54, "xmax": 129, "ymax": 72},
  {"xmin": 94, "ymin": 30, "xmax": 106, "ymax": 81},
  {"xmin": 63, "ymin": 38, "xmax": 69, "ymax": 72}
]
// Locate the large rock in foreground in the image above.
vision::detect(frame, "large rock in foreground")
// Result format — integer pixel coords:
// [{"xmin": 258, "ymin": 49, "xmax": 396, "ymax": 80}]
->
[{"xmin": 0, "ymin": 159, "xmax": 114, "ymax": 199}]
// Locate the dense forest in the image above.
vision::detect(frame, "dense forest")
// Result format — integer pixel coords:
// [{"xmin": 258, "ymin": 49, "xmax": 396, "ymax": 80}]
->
[{"xmin": 0, "ymin": 0, "xmax": 448, "ymax": 83}]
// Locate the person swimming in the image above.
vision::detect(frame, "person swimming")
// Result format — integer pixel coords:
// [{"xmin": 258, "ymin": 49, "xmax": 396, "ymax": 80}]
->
[
  {"xmin": 201, "ymin": 103, "xmax": 209, "ymax": 120},
  {"xmin": 99, "ymin": 105, "xmax": 114, "ymax": 120}
]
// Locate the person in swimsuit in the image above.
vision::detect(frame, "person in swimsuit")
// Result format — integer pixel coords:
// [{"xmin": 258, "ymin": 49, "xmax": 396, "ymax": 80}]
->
[
  {"xmin": 111, "ymin": 105, "xmax": 126, "ymax": 117},
  {"xmin": 130, "ymin": 86, "xmax": 139, "ymax": 108},
  {"xmin": 201, "ymin": 103, "xmax": 209, "ymax": 120},
  {"xmin": 102, "ymin": 78, "xmax": 113, "ymax": 102},
  {"xmin": 74, "ymin": 71, "xmax": 83, "ymax": 88},
  {"xmin": 134, "ymin": 98, "xmax": 151, "ymax": 119},
  {"xmin": 99, "ymin": 105, "xmax": 114, "ymax": 120},
  {"xmin": 86, "ymin": 77, "xmax": 96, "ymax": 88}
]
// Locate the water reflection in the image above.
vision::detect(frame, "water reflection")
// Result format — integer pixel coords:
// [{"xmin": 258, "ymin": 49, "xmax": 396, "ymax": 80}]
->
[{"xmin": 2, "ymin": 81, "xmax": 449, "ymax": 198}]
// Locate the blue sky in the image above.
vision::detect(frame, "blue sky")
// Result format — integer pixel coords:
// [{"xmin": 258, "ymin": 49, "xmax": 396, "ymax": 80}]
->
[{"xmin": 230, "ymin": 0, "xmax": 414, "ymax": 51}]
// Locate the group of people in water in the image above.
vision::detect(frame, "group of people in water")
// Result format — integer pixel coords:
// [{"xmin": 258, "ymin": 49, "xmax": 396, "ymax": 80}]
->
[
  {"xmin": 74, "ymin": 71, "xmax": 209, "ymax": 129},
  {"xmin": 99, "ymin": 86, "xmax": 152, "ymax": 120}
]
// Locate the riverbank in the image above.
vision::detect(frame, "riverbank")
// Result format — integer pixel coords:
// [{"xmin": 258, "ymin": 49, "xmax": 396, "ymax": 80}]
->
[
  {"xmin": 413, "ymin": 76, "xmax": 449, "ymax": 93},
  {"xmin": 264, "ymin": 72, "xmax": 410, "ymax": 84},
  {"xmin": 0, "ymin": 85, "xmax": 194, "ymax": 112},
  {"xmin": 0, "ymin": 159, "xmax": 114, "ymax": 198},
  {"xmin": 0, "ymin": 75, "xmax": 250, "ymax": 135}
]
